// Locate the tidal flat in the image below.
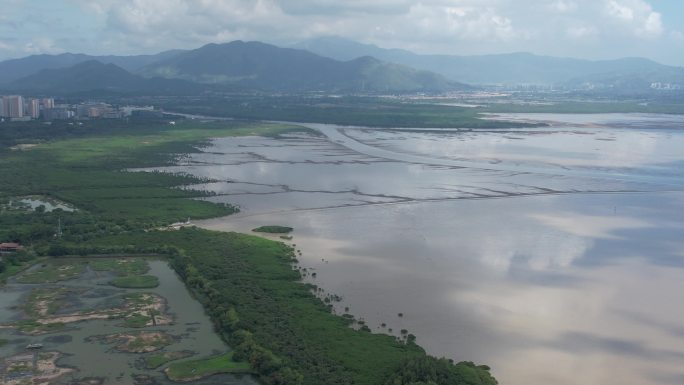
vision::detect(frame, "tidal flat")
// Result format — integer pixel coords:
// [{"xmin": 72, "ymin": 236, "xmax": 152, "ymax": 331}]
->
[
  {"xmin": 0, "ymin": 258, "xmax": 257, "ymax": 385},
  {"xmin": 147, "ymin": 113, "xmax": 684, "ymax": 385}
]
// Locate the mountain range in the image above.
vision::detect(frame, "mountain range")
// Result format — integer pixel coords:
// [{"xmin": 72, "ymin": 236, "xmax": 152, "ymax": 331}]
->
[
  {"xmin": 1, "ymin": 37, "xmax": 682, "ymax": 95},
  {"xmin": 293, "ymin": 36, "xmax": 684, "ymax": 90},
  {"xmin": 0, "ymin": 41, "xmax": 464, "ymax": 95},
  {"xmin": 8, "ymin": 60, "xmax": 202, "ymax": 96},
  {"xmin": 0, "ymin": 50, "xmax": 183, "ymax": 85}
]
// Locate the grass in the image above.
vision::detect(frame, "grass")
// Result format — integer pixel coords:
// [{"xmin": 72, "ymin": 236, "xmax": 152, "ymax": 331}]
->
[
  {"xmin": 99, "ymin": 331, "xmax": 175, "ymax": 353},
  {"xmin": 122, "ymin": 292, "xmax": 156, "ymax": 306},
  {"xmin": 252, "ymin": 225, "xmax": 293, "ymax": 234},
  {"xmin": 7, "ymin": 363, "xmax": 33, "ymax": 373},
  {"xmin": 0, "ymin": 259, "xmax": 43, "ymax": 285},
  {"xmin": 90, "ymin": 258, "xmax": 150, "ymax": 276},
  {"xmin": 165, "ymin": 352, "xmax": 251, "ymax": 381},
  {"xmin": 0, "ymin": 338, "xmax": 8, "ymax": 346},
  {"xmin": 15, "ymin": 320, "xmax": 66, "ymax": 334},
  {"xmin": 16, "ymin": 262, "xmax": 86, "ymax": 284},
  {"xmin": 110, "ymin": 275, "xmax": 159, "ymax": 288},
  {"xmin": 121, "ymin": 313, "xmax": 152, "ymax": 328},
  {"xmin": 158, "ymin": 95, "xmax": 543, "ymax": 128},
  {"xmin": 24, "ymin": 287, "xmax": 78, "ymax": 318},
  {"xmin": 145, "ymin": 350, "xmax": 195, "ymax": 369}
]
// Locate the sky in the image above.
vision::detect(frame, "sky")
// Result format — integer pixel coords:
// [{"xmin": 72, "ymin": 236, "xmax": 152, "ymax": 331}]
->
[{"xmin": 0, "ymin": 0, "xmax": 683, "ymax": 65}]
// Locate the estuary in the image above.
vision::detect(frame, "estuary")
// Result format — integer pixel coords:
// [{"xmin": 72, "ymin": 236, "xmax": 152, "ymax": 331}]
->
[{"xmin": 152, "ymin": 113, "xmax": 684, "ymax": 385}]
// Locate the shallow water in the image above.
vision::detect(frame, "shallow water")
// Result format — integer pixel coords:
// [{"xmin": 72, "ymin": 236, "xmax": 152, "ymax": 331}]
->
[
  {"xmin": 158, "ymin": 113, "xmax": 684, "ymax": 385},
  {"xmin": 12, "ymin": 197, "xmax": 75, "ymax": 212},
  {"xmin": 0, "ymin": 260, "xmax": 257, "ymax": 385}
]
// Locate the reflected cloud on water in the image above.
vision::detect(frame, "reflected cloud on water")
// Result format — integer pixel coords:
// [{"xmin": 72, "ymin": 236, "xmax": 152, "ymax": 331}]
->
[{"xmin": 170, "ymin": 114, "xmax": 684, "ymax": 385}]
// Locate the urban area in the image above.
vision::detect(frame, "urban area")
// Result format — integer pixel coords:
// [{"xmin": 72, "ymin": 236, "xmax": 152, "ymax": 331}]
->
[{"xmin": 0, "ymin": 94, "xmax": 156, "ymax": 121}]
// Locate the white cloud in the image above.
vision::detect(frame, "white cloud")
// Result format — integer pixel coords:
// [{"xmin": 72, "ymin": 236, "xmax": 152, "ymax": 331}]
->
[
  {"xmin": 0, "ymin": 0, "xmax": 676, "ymax": 64},
  {"xmin": 607, "ymin": 0, "xmax": 635, "ymax": 20},
  {"xmin": 22, "ymin": 38, "xmax": 63, "ymax": 55},
  {"xmin": 529, "ymin": 213, "xmax": 651, "ymax": 240},
  {"xmin": 605, "ymin": 0, "xmax": 663, "ymax": 38},
  {"xmin": 638, "ymin": 11, "xmax": 663, "ymax": 37},
  {"xmin": 566, "ymin": 26, "xmax": 599, "ymax": 39},
  {"xmin": 550, "ymin": 0, "xmax": 578, "ymax": 13}
]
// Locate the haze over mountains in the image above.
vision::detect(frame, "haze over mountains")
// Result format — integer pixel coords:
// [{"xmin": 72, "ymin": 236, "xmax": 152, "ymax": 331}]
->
[
  {"xmin": 294, "ymin": 37, "xmax": 684, "ymax": 91},
  {"xmin": 137, "ymin": 41, "xmax": 460, "ymax": 92},
  {"xmin": 0, "ymin": 41, "xmax": 462, "ymax": 95},
  {"xmin": 10, "ymin": 61, "xmax": 201, "ymax": 95},
  {"xmin": 1, "ymin": 38, "xmax": 682, "ymax": 95}
]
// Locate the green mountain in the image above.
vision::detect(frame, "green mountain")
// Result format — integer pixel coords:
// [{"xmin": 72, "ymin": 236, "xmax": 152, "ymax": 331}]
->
[
  {"xmin": 138, "ymin": 41, "xmax": 467, "ymax": 92},
  {"xmin": 0, "ymin": 50, "xmax": 184, "ymax": 85},
  {"xmin": 294, "ymin": 36, "xmax": 684, "ymax": 91},
  {"xmin": 4, "ymin": 60, "xmax": 201, "ymax": 95}
]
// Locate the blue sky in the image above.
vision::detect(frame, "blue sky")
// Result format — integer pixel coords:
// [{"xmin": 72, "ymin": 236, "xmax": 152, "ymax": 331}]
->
[{"xmin": 1, "ymin": 0, "xmax": 683, "ymax": 65}]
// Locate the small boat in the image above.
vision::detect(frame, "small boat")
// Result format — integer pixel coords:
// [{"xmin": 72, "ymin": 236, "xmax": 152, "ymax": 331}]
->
[{"xmin": 26, "ymin": 343, "xmax": 43, "ymax": 349}]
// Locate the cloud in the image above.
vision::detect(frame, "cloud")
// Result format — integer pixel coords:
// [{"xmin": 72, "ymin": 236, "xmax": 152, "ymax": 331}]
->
[
  {"xmin": 74, "ymin": 0, "xmax": 668, "ymax": 54},
  {"xmin": 529, "ymin": 212, "xmax": 651, "ymax": 240},
  {"xmin": 278, "ymin": 0, "xmax": 414, "ymax": 15},
  {"xmin": 0, "ymin": 40, "xmax": 13, "ymax": 51},
  {"xmin": 550, "ymin": 0, "xmax": 578, "ymax": 13},
  {"xmin": 607, "ymin": 0, "xmax": 635, "ymax": 20},
  {"xmin": 0, "ymin": 0, "xmax": 679, "ymax": 64},
  {"xmin": 605, "ymin": 0, "xmax": 663, "ymax": 38},
  {"xmin": 638, "ymin": 11, "xmax": 663, "ymax": 37},
  {"xmin": 22, "ymin": 37, "xmax": 63, "ymax": 55},
  {"xmin": 566, "ymin": 25, "xmax": 599, "ymax": 39}
]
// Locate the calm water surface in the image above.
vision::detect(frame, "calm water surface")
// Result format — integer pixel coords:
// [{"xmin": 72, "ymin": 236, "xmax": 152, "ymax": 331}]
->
[
  {"xmin": 0, "ymin": 260, "xmax": 257, "ymax": 385},
  {"xmin": 158, "ymin": 113, "xmax": 684, "ymax": 385}
]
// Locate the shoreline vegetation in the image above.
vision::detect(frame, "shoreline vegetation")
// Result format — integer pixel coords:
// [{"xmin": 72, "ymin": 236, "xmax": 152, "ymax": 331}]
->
[
  {"xmin": 252, "ymin": 225, "xmax": 294, "ymax": 234},
  {"xmin": 0, "ymin": 117, "xmax": 497, "ymax": 385},
  {"xmin": 157, "ymin": 95, "xmax": 547, "ymax": 128}
]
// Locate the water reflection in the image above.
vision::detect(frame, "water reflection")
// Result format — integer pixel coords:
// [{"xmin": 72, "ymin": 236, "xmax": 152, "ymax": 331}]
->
[{"xmin": 167, "ymin": 113, "xmax": 684, "ymax": 385}]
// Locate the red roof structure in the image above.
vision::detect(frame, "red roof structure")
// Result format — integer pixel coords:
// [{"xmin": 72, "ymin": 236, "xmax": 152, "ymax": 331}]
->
[{"xmin": 0, "ymin": 243, "xmax": 22, "ymax": 252}]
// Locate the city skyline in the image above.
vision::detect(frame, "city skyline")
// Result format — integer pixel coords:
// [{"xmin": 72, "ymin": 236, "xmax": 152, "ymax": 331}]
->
[{"xmin": 1, "ymin": 0, "xmax": 684, "ymax": 66}]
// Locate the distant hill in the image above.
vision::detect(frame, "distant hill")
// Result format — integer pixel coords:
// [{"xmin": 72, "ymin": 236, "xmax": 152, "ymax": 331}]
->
[
  {"xmin": 0, "ymin": 50, "xmax": 184, "ymax": 85},
  {"xmin": 4, "ymin": 60, "xmax": 201, "ymax": 95},
  {"xmin": 293, "ymin": 36, "xmax": 684, "ymax": 92},
  {"xmin": 5, "ymin": 38, "xmax": 680, "ymax": 95},
  {"xmin": 138, "ymin": 40, "xmax": 467, "ymax": 93},
  {"xmin": 565, "ymin": 67, "xmax": 684, "ymax": 94}
]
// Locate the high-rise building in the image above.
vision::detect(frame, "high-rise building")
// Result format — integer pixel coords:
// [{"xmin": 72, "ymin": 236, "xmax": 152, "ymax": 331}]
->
[
  {"xmin": 6, "ymin": 95, "xmax": 24, "ymax": 118},
  {"xmin": 42, "ymin": 98, "xmax": 55, "ymax": 109},
  {"xmin": 43, "ymin": 107, "xmax": 71, "ymax": 121},
  {"xmin": 0, "ymin": 96, "xmax": 9, "ymax": 118},
  {"xmin": 27, "ymin": 99, "xmax": 40, "ymax": 119}
]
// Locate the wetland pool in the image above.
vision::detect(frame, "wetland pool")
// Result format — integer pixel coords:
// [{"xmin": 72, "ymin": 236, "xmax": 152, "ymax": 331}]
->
[
  {"xmin": 0, "ymin": 259, "xmax": 257, "ymax": 385},
  {"xmin": 158, "ymin": 113, "xmax": 684, "ymax": 385}
]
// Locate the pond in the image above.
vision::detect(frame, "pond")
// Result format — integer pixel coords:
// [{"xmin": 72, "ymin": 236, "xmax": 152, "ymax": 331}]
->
[{"xmin": 0, "ymin": 259, "xmax": 258, "ymax": 385}]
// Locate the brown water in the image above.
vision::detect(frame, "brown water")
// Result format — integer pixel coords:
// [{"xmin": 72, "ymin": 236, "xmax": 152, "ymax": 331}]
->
[
  {"xmin": 0, "ymin": 260, "xmax": 258, "ymax": 385},
  {"xmin": 151, "ymin": 113, "xmax": 684, "ymax": 385}
]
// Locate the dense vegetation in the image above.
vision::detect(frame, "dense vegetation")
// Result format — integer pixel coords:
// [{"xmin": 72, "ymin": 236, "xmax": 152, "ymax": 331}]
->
[
  {"xmin": 165, "ymin": 352, "xmax": 251, "ymax": 381},
  {"xmin": 0, "ymin": 117, "xmax": 496, "ymax": 385},
  {"xmin": 252, "ymin": 226, "xmax": 293, "ymax": 234},
  {"xmin": 110, "ymin": 274, "xmax": 159, "ymax": 288},
  {"xmin": 483, "ymin": 99, "xmax": 684, "ymax": 114},
  {"xmin": 144, "ymin": 350, "xmax": 195, "ymax": 369},
  {"xmin": 153, "ymin": 95, "xmax": 544, "ymax": 128}
]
